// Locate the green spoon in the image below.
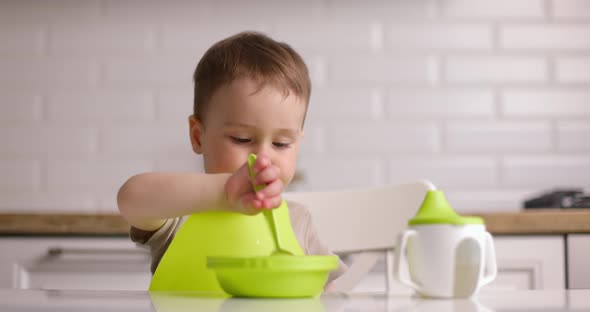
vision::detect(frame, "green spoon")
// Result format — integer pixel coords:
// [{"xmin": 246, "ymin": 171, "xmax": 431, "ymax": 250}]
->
[{"xmin": 247, "ymin": 154, "xmax": 295, "ymax": 256}]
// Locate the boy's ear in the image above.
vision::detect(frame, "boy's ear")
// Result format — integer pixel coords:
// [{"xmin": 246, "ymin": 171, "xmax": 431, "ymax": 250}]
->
[{"xmin": 188, "ymin": 115, "xmax": 204, "ymax": 154}]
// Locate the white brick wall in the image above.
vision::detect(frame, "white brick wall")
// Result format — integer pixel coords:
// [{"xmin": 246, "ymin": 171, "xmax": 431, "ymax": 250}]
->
[
  {"xmin": 502, "ymin": 90, "xmax": 590, "ymax": 116},
  {"xmin": 556, "ymin": 57, "xmax": 590, "ymax": 83},
  {"xmin": 387, "ymin": 88, "xmax": 495, "ymax": 118},
  {"xmin": 326, "ymin": 122, "xmax": 440, "ymax": 153},
  {"xmin": 310, "ymin": 87, "xmax": 382, "ymax": 120},
  {"xmin": 0, "ymin": 94, "xmax": 42, "ymax": 123},
  {"xmin": 0, "ymin": 25, "xmax": 44, "ymax": 54},
  {"xmin": 0, "ymin": 58, "xmax": 99, "ymax": 89},
  {"xmin": 273, "ymin": 21, "xmax": 382, "ymax": 52},
  {"xmin": 557, "ymin": 122, "xmax": 590, "ymax": 151},
  {"xmin": 47, "ymin": 91, "xmax": 156, "ymax": 124},
  {"xmin": 329, "ymin": 55, "xmax": 437, "ymax": 84},
  {"xmin": 503, "ymin": 156, "xmax": 590, "ymax": 187},
  {"xmin": 445, "ymin": 121, "xmax": 552, "ymax": 152},
  {"xmin": 554, "ymin": 0, "xmax": 590, "ymax": 18},
  {"xmin": 0, "ymin": 160, "xmax": 40, "ymax": 190},
  {"xmin": 386, "ymin": 24, "xmax": 493, "ymax": 50},
  {"xmin": 388, "ymin": 156, "xmax": 498, "ymax": 189},
  {"xmin": 1, "ymin": 0, "xmax": 589, "ymax": 214},
  {"xmin": 326, "ymin": 0, "xmax": 436, "ymax": 20},
  {"xmin": 501, "ymin": 25, "xmax": 590, "ymax": 50},
  {"xmin": 445, "ymin": 56, "xmax": 548, "ymax": 83},
  {"xmin": 440, "ymin": 0, "xmax": 545, "ymax": 19},
  {"xmin": 0, "ymin": 127, "xmax": 98, "ymax": 156}
]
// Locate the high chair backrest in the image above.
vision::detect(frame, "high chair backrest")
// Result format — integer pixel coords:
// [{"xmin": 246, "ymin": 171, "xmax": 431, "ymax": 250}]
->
[
  {"xmin": 284, "ymin": 181, "xmax": 435, "ymax": 254},
  {"xmin": 283, "ymin": 180, "xmax": 435, "ymax": 292}
]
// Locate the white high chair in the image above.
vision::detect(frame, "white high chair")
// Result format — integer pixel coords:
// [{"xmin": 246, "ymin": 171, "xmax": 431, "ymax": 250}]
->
[{"xmin": 283, "ymin": 180, "xmax": 435, "ymax": 292}]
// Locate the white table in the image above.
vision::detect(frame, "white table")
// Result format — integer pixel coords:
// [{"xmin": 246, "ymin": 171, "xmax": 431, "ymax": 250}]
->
[{"xmin": 1, "ymin": 288, "xmax": 589, "ymax": 311}]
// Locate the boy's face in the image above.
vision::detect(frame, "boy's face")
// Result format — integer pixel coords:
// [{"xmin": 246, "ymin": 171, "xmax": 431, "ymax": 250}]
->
[{"xmin": 189, "ymin": 77, "xmax": 306, "ymax": 187}]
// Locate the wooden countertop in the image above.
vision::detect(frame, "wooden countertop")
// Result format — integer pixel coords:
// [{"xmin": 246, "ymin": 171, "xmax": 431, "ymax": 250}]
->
[
  {"xmin": 0, "ymin": 213, "xmax": 130, "ymax": 236},
  {"xmin": 1, "ymin": 209, "xmax": 590, "ymax": 236},
  {"xmin": 471, "ymin": 209, "xmax": 590, "ymax": 235}
]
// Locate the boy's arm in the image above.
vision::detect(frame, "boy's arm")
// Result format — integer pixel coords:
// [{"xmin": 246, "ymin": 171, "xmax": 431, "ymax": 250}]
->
[
  {"xmin": 117, "ymin": 172, "xmax": 231, "ymax": 231},
  {"xmin": 117, "ymin": 153, "xmax": 284, "ymax": 231}
]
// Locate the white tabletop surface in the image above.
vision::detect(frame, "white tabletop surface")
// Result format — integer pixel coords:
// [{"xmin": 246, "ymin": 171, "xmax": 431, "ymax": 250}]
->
[{"xmin": 1, "ymin": 288, "xmax": 590, "ymax": 312}]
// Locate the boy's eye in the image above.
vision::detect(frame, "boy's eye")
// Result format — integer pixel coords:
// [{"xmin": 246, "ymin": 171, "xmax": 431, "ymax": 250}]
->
[
  {"xmin": 273, "ymin": 142, "xmax": 291, "ymax": 149},
  {"xmin": 230, "ymin": 136, "xmax": 251, "ymax": 144}
]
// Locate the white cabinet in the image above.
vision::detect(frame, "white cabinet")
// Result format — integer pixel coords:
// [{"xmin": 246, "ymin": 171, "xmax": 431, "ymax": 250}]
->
[
  {"xmin": 568, "ymin": 234, "xmax": 590, "ymax": 289},
  {"xmin": 488, "ymin": 236, "xmax": 565, "ymax": 290},
  {"xmin": 0, "ymin": 235, "xmax": 569, "ymax": 292},
  {"xmin": 0, "ymin": 237, "xmax": 151, "ymax": 290},
  {"xmin": 348, "ymin": 235, "xmax": 566, "ymax": 293}
]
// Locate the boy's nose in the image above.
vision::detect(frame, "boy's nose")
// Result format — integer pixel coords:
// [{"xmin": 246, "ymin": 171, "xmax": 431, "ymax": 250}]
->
[
  {"xmin": 253, "ymin": 146, "xmax": 268, "ymax": 157},
  {"xmin": 253, "ymin": 145, "xmax": 273, "ymax": 160}
]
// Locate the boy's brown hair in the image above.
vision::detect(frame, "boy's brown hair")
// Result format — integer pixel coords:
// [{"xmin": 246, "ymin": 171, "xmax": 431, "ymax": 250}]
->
[{"xmin": 193, "ymin": 31, "xmax": 311, "ymax": 125}]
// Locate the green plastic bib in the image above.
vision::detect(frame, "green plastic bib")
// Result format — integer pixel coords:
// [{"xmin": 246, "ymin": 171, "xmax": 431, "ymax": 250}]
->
[
  {"xmin": 149, "ymin": 200, "xmax": 305, "ymax": 292},
  {"xmin": 409, "ymin": 190, "xmax": 484, "ymax": 226}
]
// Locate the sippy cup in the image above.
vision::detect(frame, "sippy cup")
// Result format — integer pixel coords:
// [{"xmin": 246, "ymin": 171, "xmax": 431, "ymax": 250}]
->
[{"xmin": 394, "ymin": 190, "xmax": 497, "ymax": 298}]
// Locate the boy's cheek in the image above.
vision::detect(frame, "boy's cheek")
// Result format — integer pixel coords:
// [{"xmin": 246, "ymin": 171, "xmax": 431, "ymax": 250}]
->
[
  {"xmin": 203, "ymin": 150, "xmax": 247, "ymax": 174},
  {"xmin": 280, "ymin": 164, "xmax": 298, "ymax": 187}
]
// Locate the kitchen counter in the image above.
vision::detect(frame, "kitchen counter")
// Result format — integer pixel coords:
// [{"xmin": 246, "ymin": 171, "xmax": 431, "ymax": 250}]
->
[
  {"xmin": 1, "ymin": 288, "xmax": 589, "ymax": 312},
  {"xmin": 1, "ymin": 209, "xmax": 590, "ymax": 236},
  {"xmin": 472, "ymin": 209, "xmax": 590, "ymax": 235},
  {"xmin": 0, "ymin": 213, "xmax": 130, "ymax": 236}
]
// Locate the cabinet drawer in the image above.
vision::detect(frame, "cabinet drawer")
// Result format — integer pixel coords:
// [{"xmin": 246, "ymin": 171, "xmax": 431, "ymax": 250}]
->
[
  {"xmin": 567, "ymin": 234, "xmax": 590, "ymax": 289},
  {"xmin": 340, "ymin": 236, "xmax": 566, "ymax": 293},
  {"xmin": 0, "ymin": 237, "xmax": 151, "ymax": 290},
  {"xmin": 489, "ymin": 236, "xmax": 565, "ymax": 290}
]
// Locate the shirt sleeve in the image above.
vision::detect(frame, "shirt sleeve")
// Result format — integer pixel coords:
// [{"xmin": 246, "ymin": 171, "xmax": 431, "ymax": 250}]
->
[
  {"xmin": 129, "ymin": 217, "xmax": 184, "ymax": 274},
  {"xmin": 290, "ymin": 201, "xmax": 348, "ymax": 285}
]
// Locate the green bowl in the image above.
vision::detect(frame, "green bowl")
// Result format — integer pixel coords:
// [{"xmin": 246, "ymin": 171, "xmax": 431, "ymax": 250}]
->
[{"xmin": 207, "ymin": 255, "xmax": 338, "ymax": 298}]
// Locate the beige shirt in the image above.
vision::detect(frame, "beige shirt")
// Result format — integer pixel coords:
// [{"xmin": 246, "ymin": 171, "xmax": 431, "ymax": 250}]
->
[{"xmin": 130, "ymin": 200, "xmax": 347, "ymax": 284}]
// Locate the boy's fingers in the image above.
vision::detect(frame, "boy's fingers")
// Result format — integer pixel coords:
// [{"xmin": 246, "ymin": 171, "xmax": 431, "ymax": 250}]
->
[
  {"xmin": 254, "ymin": 165, "xmax": 280, "ymax": 185},
  {"xmin": 259, "ymin": 178, "xmax": 283, "ymax": 198},
  {"xmin": 239, "ymin": 194, "xmax": 263, "ymax": 215},
  {"xmin": 227, "ymin": 162, "xmax": 254, "ymax": 197},
  {"xmin": 260, "ymin": 179, "xmax": 283, "ymax": 209},
  {"xmin": 263, "ymin": 197, "xmax": 282, "ymax": 210},
  {"xmin": 239, "ymin": 193, "xmax": 256, "ymax": 207},
  {"xmin": 228, "ymin": 157, "xmax": 281, "ymax": 216}
]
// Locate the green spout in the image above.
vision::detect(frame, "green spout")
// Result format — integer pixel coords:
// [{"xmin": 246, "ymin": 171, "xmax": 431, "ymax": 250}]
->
[{"xmin": 409, "ymin": 190, "xmax": 484, "ymax": 226}]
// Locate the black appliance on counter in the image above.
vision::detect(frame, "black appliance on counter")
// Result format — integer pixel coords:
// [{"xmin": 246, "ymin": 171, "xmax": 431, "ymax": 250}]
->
[{"xmin": 524, "ymin": 188, "xmax": 590, "ymax": 209}]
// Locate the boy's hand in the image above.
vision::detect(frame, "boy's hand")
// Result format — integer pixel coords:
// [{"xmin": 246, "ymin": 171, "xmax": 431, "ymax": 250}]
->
[{"xmin": 224, "ymin": 153, "xmax": 284, "ymax": 215}]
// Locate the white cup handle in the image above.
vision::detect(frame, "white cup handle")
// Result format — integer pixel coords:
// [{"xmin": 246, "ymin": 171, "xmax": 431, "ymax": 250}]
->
[
  {"xmin": 480, "ymin": 232, "xmax": 497, "ymax": 286},
  {"xmin": 394, "ymin": 229, "xmax": 420, "ymax": 290}
]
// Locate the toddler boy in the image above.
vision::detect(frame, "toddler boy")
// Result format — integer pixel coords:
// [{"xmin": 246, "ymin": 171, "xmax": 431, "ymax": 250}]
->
[{"xmin": 117, "ymin": 31, "xmax": 346, "ymax": 288}]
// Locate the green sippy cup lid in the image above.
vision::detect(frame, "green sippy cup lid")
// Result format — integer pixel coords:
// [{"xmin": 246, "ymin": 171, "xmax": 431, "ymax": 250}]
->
[{"xmin": 409, "ymin": 190, "xmax": 484, "ymax": 226}]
